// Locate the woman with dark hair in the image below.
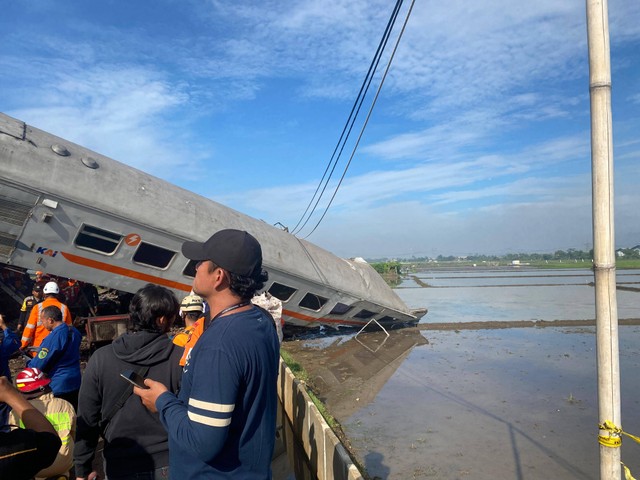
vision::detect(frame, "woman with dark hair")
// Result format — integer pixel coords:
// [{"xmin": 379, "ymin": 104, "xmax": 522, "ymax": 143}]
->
[{"xmin": 74, "ymin": 284, "xmax": 183, "ymax": 480}]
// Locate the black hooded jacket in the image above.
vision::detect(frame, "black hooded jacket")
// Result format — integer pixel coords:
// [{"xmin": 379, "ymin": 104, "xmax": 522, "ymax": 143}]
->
[{"xmin": 74, "ymin": 331, "xmax": 183, "ymax": 478}]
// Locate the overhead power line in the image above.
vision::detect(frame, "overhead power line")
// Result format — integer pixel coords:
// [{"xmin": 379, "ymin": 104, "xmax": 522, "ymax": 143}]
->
[
  {"xmin": 302, "ymin": 0, "xmax": 416, "ymax": 239},
  {"xmin": 291, "ymin": 0, "xmax": 413, "ymax": 237}
]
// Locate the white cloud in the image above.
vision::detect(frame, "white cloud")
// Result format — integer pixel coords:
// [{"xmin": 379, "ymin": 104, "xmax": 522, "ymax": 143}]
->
[
  {"xmin": 221, "ymin": 133, "xmax": 591, "ymax": 224},
  {"xmin": 1, "ymin": 0, "xmax": 638, "ymax": 257},
  {"xmin": 5, "ymin": 64, "xmax": 210, "ymax": 179}
]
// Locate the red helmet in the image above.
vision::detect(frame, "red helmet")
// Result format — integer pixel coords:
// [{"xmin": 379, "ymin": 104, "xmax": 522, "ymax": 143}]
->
[{"xmin": 15, "ymin": 368, "xmax": 51, "ymax": 393}]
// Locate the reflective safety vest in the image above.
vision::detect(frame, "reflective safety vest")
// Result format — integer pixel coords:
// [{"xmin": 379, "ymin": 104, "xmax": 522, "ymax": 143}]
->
[
  {"xmin": 10, "ymin": 392, "xmax": 76, "ymax": 479},
  {"xmin": 20, "ymin": 295, "xmax": 39, "ymax": 314},
  {"xmin": 21, "ymin": 298, "xmax": 72, "ymax": 350}
]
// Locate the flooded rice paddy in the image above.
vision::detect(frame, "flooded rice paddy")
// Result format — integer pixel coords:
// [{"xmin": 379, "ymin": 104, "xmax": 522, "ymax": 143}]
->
[{"xmin": 282, "ymin": 268, "xmax": 640, "ymax": 479}]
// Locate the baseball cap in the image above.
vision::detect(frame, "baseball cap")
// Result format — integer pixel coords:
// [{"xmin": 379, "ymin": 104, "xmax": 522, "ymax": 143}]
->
[
  {"xmin": 16, "ymin": 368, "xmax": 51, "ymax": 393},
  {"xmin": 32, "ymin": 283, "xmax": 43, "ymax": 293},
  {"xmin": 181, "ymin": 294, "xmax": 204, "ymax": 313},
  {"xmin": 182, "ymin": 229, "xmax": 263, "ymax": 278}
]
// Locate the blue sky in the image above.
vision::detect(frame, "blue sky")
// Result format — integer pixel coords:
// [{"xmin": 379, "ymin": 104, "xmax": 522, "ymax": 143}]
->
[{"xmin": 2, "ymin": 0, "xmax": 639, "ymax": 258}]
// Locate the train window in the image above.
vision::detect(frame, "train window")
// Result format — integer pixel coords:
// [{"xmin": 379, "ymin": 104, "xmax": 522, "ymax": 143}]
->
[
  {"xmin": 330, "ymin": 303, "xmax": 353, "ymax": 315},
  {"xmin": 353, "ymin": 309, "xmax": 376, "ymax": 319},
  {"xmin": 377, "ymin": 316, "xmax": 395, "ymax": 323},
  {"xmin": 133, "ymin": 243, "xmax": 176, "ymax": 269},
  {"xmin": 74, "ymin": 225, "xmax": 122, "ymax": 254},
  {"xmin": 182, "ymin": 259, "xmax": 199, "ymax": 278},
  {"xmin": 268, "ymin": 282, "xmax": 297, "ymax": 302},
  {"xmin": 299, "ymin": 293, "xmax": 328, "ymax": 311}
]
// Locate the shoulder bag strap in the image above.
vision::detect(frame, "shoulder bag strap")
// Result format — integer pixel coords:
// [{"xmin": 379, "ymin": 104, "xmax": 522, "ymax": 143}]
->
[{"xmin": 99, "ymin": 360, "xmax": 150, "ymax": 431}]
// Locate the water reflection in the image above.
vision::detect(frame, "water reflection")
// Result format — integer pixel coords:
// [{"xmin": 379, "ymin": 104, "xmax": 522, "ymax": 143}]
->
[
  {"xmin": 337, "ymin": 325, "xmax": 640, "ymax": 479},
  {"xmin": 284, "ymin": 268, "xmax": 640, "ymax": 479},
  {"xmin": 397, "ymin": 268, "xmax": 640, "ymax": 323},
  {"xmin": 282, "ymin": 328, "xmax": 428, "ymax": 419}
]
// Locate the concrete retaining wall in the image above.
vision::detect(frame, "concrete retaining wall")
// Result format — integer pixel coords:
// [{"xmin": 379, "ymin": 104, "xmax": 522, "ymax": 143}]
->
[{"xmin": 277, "ymin": 359, "xmax": 364, "ymax": 480}]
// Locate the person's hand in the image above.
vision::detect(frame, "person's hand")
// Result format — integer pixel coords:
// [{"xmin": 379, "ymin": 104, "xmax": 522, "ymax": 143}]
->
[
  {"xmin": 0, "ymin": 314, "xmax": 7, "ymax": 330},
  {"xmin": 0, "ymin": 376, "xmax": 14, "ymax": 401},
  {"xmin": 133, "ymin": 378, "xmax": 168, "ymax": 413},
  {"xmin": 0, "ymin": 376, "xmax": 20, "ymax": 403}
]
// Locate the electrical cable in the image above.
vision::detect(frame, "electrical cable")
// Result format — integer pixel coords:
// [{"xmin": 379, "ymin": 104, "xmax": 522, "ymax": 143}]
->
[
  {"xmin": 291, "ymin": 0, "xmax": 404, "ymax": 235},
  {"xmin": 301, "ymin": 0, "xmax": 417, "ymax": 239}
]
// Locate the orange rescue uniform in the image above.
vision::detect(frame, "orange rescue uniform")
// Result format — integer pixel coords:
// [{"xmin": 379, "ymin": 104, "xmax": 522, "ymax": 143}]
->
[
  {"xmin": 177, "ymin": 317, "xmax": 204, "ymax": 366},
  {"xmin": 172, "ymin": 325, "xmax": 195, "ymax": 348},
  {"xmin": 20, "ymin": 298, "xmax": 73, "ymax": 349}
]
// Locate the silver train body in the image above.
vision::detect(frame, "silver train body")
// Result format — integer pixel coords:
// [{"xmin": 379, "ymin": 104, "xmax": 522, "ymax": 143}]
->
[{"xmin": 0, "ymin": 112, "xmax": 426, "ymax": 330}]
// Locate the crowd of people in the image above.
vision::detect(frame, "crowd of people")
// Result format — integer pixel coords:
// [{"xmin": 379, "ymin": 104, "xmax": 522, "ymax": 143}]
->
[{"xmin": 0, "ymin": 229, "xmax": 283, "ymax": 480}]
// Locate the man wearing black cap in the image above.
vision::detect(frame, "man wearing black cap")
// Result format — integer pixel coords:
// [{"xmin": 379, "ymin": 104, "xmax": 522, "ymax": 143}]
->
[
  {"xmin": 135, "ymin": 229, "xmax": 280, "ymax": 479},
  {"xmin": 17, "ymin": 283, "xmax": 44, "ymax": 333}
]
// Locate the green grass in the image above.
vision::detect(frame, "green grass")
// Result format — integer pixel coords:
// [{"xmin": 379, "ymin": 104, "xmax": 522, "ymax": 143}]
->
[
  {"xmin": 280, "ymin": 350, "xmax": 308, "ymax": 381},
  {"xmin": 527, "ymin": 259, "xmax": 640, "ymax": 269},
  {"xmin": 617, "ymin": 259, "xmax": 640, "ymax": 269}
]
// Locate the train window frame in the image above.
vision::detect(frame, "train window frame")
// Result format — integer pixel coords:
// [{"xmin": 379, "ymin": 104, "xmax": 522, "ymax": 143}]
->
[
  {"xmin": 182, "ymin": 259, "xmax": 199, "ymax": 278},
  {"xmin": 132, "ymin": 242, "xmax": 176, "ymax": 270},
  {"xmin": 353, "ymin": 309, "xmax": 376, "ymax": 319},
  {"xmin": 329, "ymin": 302, "xmax": 354, "ymax": 315},
  {"xmin": 73, "ymin": 224, "xmax": 123, "ymax": 255},
  {"xmin": 268, "ymin": 282, "xmax": 297, "ymax": 302},
  {"xmin": 377, "ymin": 315, "xmax": 396, "ymax": 324},
  {"xmin": 299, "ymin": 292, "xmax": 328, "ymax": 312}
]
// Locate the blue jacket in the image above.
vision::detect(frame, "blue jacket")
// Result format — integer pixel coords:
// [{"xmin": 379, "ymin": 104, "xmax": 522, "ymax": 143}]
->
[
  {"xmin": 29, "ymin": 323, "xmax": 82, "ymax": 395},
  {"xmin": 1, "ymin": 327, "xmax": 20, "ymax": 379},
  {"xmin": 157, "ymin": 306, "xmax": 280, "ymax": 479}
]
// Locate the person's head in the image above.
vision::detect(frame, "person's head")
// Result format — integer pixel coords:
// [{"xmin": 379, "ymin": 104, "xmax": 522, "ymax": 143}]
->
[
  {"xmin": 181, "ymin": 294, "xmax": 204, "ymax": 326},
  {"xmin": 39, "ymin": 305, "xmax": 63, "ymax": 332},
  {"xmin": 32, "ymin": 283, "xmax": 43, "ymax": 300},
  {"xmin": 129, "ymin": 284, "xmax": 180, "ymax": 333},
  {"xmin": 35, "ymin": 271, "xmax": 44, "ymax": 281},
  {"xmin": 15, "ymin": 368, "xmax": 52, "ymax": 399},
  {"xmin": 42, "ymin": 281, "xmax": 59, "ymax": 297},
  {"xmin": 181, "ymin": 229, "xmax": 268, "ymax": 301}
]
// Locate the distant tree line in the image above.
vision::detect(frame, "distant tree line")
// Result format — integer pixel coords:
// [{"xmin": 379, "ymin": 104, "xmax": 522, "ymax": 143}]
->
[
  {"xmin": 615, "ymin": 248, "xmax": 640, "ymax": 259},
  {"xmin": 462, "ymin": 248, "xmax": 595, "ymax": 262},
  {"xmin": 371, "ymin": 261, "xmax": 402, "ymax": 275},
  {"xmin": 370, "ymin": 247, "xmax": 640, "ymax": 264}
]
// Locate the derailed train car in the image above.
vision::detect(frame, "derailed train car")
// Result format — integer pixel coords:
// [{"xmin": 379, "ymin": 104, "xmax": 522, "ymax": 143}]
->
[{"xmin": 0, "ymin": 112, "xmax": 426, "ymax": 332}]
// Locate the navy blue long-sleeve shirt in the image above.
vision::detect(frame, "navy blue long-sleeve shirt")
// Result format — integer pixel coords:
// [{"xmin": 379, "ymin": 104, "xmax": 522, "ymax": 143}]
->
[
  {"xmin": 28, "ymin": 323, "xmax": 81, "ymax": 395},
  {"xmin": 156, "ymin": 306, "xmax": 280, "ymax": 479}
]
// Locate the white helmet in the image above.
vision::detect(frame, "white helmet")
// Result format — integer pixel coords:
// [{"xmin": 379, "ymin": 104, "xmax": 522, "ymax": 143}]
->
[
  {"xmin": 181, "ymin": 294, "xmax": 204, "ymax": 313},
  {"xmin": 43, "ymin": 281, "xmax": 59, "ymax": 294}
]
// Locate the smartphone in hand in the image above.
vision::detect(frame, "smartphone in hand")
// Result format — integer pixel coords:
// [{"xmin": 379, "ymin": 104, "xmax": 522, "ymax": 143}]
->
[{"xmin": 120, "ymin": 370, "xmax": 149, "ymax": 389}]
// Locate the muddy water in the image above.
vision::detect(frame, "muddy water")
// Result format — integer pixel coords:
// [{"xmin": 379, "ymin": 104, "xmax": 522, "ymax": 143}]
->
[
  {"xmin": 399, "ymin": 268, "xmax": 640, "ymax": 323},
  {"xmin": 281, "ymin": 268, "xmax": 640, "ymax": 479}
]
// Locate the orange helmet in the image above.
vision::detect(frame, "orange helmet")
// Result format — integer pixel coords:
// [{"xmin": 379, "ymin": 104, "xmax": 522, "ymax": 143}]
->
[{"xmin": 15, "ymin": 368, "xmax": 51, "ymax": 393}]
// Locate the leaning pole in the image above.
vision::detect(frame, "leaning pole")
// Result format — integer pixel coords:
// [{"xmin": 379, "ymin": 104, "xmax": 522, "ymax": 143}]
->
[{"xmin": 586, "ymin": 0, "xmax": 621, "ymax": 478}]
